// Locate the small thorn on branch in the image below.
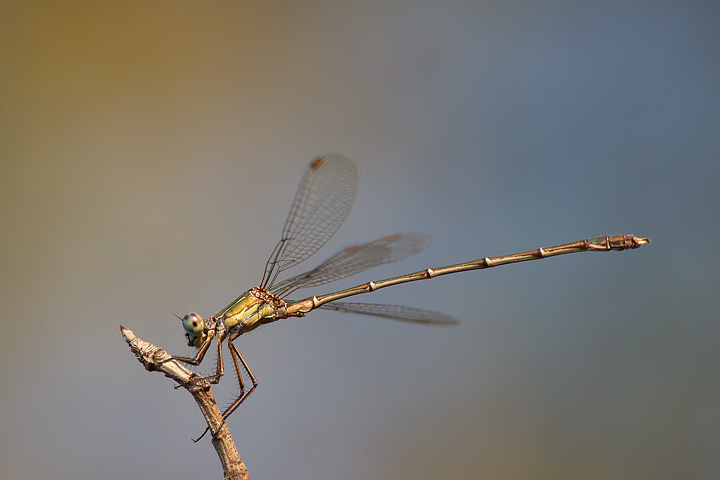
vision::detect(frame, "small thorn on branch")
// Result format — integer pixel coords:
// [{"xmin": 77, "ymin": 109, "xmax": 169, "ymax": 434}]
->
[{"xmin": 120, "ymin": 325, "xmax": 190, "ymax": 378}]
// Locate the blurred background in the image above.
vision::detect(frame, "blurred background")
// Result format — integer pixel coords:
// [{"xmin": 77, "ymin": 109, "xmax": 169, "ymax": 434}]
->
[{"xmin": 1, "ymin": 2, "xmax": 718, "ymax": 479}]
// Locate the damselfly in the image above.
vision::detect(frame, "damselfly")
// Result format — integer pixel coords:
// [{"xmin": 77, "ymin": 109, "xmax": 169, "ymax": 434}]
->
[{"xmin": 171, "ymin": 154, "xmax": 649, "ymax": 441}]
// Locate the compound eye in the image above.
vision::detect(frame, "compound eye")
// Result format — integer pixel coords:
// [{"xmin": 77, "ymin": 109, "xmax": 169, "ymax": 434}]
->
[{"xmin": 181, "ymin": 312, "xmax": 205, "ymax": 338}]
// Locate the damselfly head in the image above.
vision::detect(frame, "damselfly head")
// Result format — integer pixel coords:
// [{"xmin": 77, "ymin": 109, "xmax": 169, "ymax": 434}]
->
[{"xmin": 182, "ymin": 312, "xmax": 206, "ymax": 347}]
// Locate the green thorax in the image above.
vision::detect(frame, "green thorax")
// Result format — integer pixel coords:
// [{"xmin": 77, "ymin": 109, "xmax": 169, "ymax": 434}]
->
[{"xmin": 215, "ymin": 287, "xmax": 284, "ymax": 333}]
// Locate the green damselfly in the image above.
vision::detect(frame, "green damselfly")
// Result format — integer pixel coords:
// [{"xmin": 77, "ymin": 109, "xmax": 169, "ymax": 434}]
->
[{"xmin": 171, "ymin": 154, "xmax": 650, "ymax": 441}]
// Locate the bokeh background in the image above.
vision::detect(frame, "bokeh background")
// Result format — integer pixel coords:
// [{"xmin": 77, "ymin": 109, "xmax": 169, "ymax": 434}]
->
[{"xmin": 1, "ymin": 2, "xmax": 718, "ymax": 479}]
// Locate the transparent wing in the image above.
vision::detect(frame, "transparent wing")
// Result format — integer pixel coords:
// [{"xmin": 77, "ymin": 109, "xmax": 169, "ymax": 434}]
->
[
  {"xmin": 261, "ymin": 155, "xmax": 359, "ymax": 288},
  {"xmin": 318, "ymin": 301, "xmax": 459, "ymax": 326},
  {"xmin": 270, "ymin": 233, "xmax": 430, "ymax": 297}
]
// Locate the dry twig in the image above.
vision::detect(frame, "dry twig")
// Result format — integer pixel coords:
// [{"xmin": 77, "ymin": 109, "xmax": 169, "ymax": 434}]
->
[{"xmin": 120, "ymin": 325, "xmax": 251, "ymax": 480}]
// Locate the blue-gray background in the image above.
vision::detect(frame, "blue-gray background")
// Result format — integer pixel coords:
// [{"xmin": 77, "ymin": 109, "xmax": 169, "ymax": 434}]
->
[{"xmin": 1, "ymin": 2, "xmax": 718, "ymax": 479}]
